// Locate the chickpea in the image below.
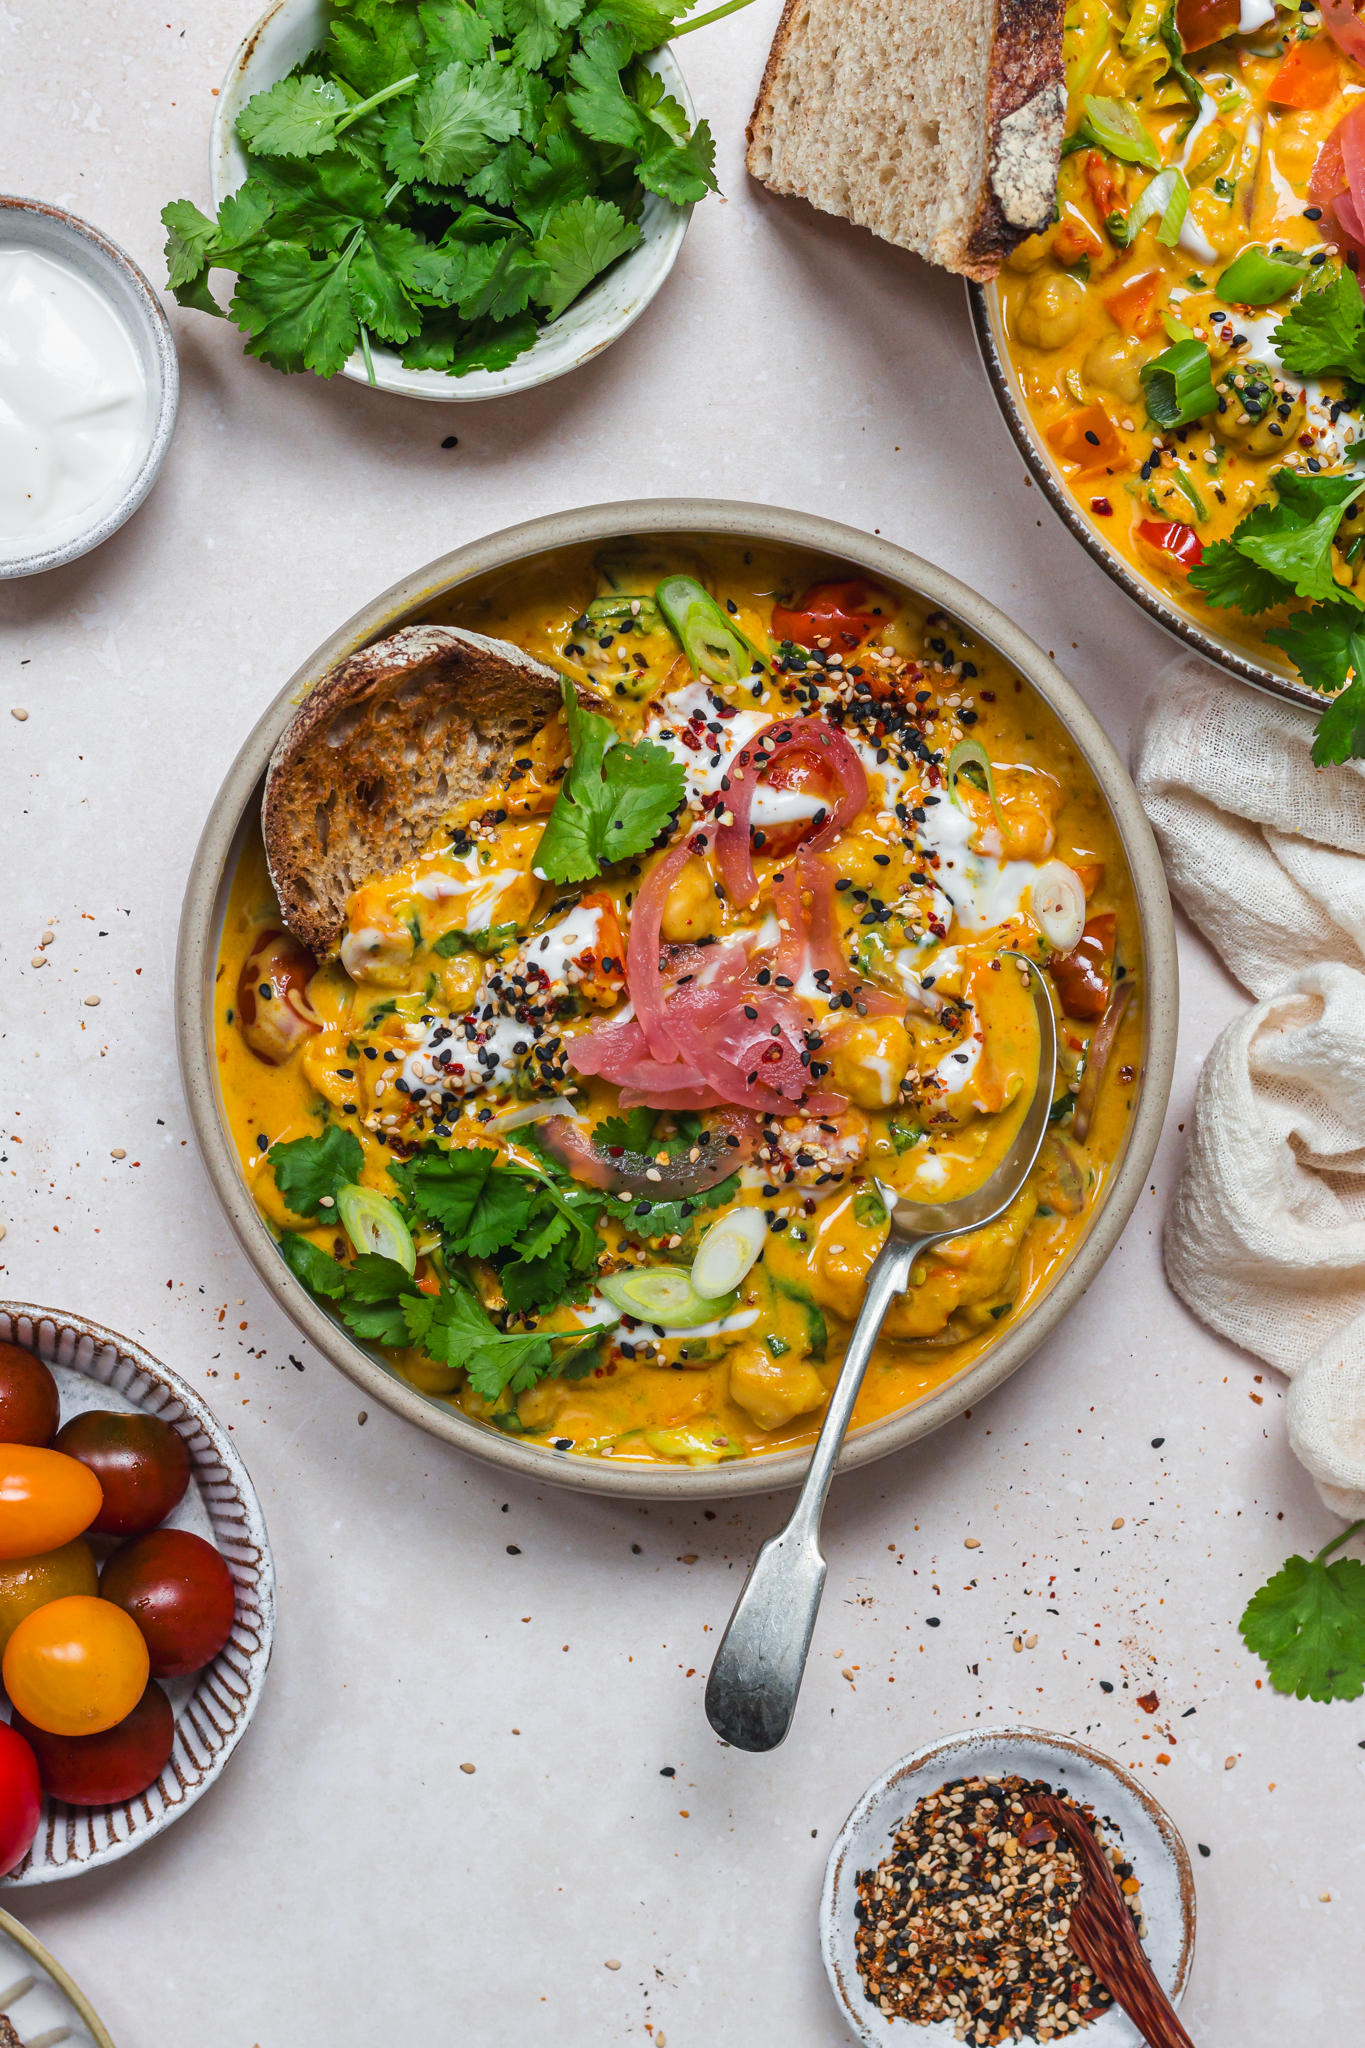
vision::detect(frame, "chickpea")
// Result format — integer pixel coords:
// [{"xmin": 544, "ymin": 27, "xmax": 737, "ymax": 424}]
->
[
  {"xmin": 437, "ymin": 951, "xmax": 483, "ymax": 1010},
  {"xmin": 1082, "ymin": 333, "xmax": 1148, "ymax": 405},
  {"xmin": 1014, "ymin": 272, "xmax": 1085, "ymax": 351},
  {"xmin": 827, "ymin": 1016, "xmax": 912, "ymax": 1111},
  {"xmin": 660, "ymin": 859, "xmax": 722, "ymax": 943},
  {"xmin": 1006, "ymin": 230, "xmax": 1052, "ymax": 274},
  {"xmin": 727, "ymin": 1343, "xmax": 826, "ymax": 1433}
]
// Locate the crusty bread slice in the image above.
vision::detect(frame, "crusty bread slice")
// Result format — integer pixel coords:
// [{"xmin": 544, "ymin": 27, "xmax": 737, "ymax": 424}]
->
[
  {"xmin": 746, "ymin": 0, "xmax": 1065, "ymax": 281},
  {"xmin": 262, "ymin": 624, "xmax": 562, "ymax": 960}
]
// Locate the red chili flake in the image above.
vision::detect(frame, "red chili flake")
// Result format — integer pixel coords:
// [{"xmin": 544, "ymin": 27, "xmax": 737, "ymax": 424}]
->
[
  {"xmin": 1137, "ymin": 1690, "xmax": 1159, "ymax": 1714},
  {"xmin": 1091, "ymin": 495, "xmax": 1114, "ymax": 516}
]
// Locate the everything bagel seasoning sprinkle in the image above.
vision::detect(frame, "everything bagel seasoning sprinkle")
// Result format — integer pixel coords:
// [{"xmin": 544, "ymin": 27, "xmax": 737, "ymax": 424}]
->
[{"xmin": 853, "ymin": 1774, "xmax": 1141, "ymax": 2043}]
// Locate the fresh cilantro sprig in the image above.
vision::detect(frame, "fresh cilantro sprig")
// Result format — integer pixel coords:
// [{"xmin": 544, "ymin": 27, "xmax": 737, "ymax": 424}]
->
[
  {"xmin": 389, "ymin": 1141, "xmax": 604, "ymax": 1311},
  {"xmin": 1239, "ymin": 1521, "xmax": 1365, "ymax": 1702},
  {"xmin": 1271, "ymin": 265, "xmax": 1365, "ymax": 386},
  {"xmin": 268, "ymin": 1126, "xmax": 365, "ymax": 1216},
  {"xmin": 534, "ymin": 678, "xmax": 686, "ymax": 883},
  {"xmin": 160, "ymin": 0, "xmax": 739, "ymax": 381}
]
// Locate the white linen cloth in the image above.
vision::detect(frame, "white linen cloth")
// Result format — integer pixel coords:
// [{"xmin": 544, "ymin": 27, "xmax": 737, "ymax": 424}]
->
[{"xmin": 1135, "ymin": 658, "xmax": 1365, "ymax": 1520}]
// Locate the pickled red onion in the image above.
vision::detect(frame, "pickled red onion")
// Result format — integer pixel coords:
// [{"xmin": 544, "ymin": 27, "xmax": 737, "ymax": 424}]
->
[
  {"xmin": 715, "ymin": 718, "xmax": 868, "ymax": 906},
  {"xmin": 1321, "ymin": 0, "xmax": 1365, "ymax": 68}
]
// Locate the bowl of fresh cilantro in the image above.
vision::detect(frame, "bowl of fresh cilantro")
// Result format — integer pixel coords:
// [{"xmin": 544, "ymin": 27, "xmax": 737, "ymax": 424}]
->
[{"xmin": 161, "ymin": 0, "xmax": 740, "ymax": 399}]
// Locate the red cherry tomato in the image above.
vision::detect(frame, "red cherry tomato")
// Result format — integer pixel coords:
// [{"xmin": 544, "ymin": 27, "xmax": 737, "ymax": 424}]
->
[
  {"xmin": 1050, "ymin": 914, "xmax": 1117, "ymax": 1022},
  {"xmin": 1136, "ymin": 519, "xmax": 1204, "ymax": 573},
  {"xmin": 237, "ymin": 929, "xmax": 321, "ymax": 1066},
  {"xmin": 0, "ymin": 1448, "xmax": 103, "ymax": 1560},
  {"xmin": 100, "ymin": 1530, "xmax": 236, "ymax": 1678},
  {"xmin": 1175, "ymin": 0, "xmax": 1238, "ymax": 51},
  {"xmin": 770, "ymin": 579, "xmax": 893, "ymax": 654},
  {"xmin": 12, "ymin": 1681, "xmax": 175, "ymax": 1807},
  {"xmin": 751, "ymin": 750, "xmax": 844, "ymax": 859},
  {"xmin": 0, "ymin": 1345, "xmax": 60, "ymax": 1449},
  {"xmin": 0, "ymin": 1722, "xmax": 41, "ymax": 1876},
  {"xmin": 53, "ymin": 1411, "xmax": 191, "ymax": 1538}
]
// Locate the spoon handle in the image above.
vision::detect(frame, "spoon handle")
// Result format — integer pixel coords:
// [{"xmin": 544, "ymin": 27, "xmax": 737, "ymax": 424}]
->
[{"xmin": 704, "ymin": 1235, "xmax": 921, "ymax": 1752}]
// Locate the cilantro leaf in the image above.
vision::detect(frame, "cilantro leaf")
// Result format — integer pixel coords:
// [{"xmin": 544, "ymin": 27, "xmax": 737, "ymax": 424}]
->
[
  {"xmin": 566, "ymin": 21, "xmax": 641, "ymax": 146},
  {"xmin": 593, "ymin": 1107, "xmax": 658, "ymax": 1152},
  {"xmin": 231, "ymin": 235, "xmax": 362, "ymax": 376},
  {"xmin": 1264, "ymin": 601, "xmax": 1365, "ymax": 695},
  {"xmin": 1239, "ymin": 1522, "xmax": 1365, "ymax": 1702},
  {"xmin": 431, "ymin": 922, "xmax": 520, "ymax": 956},
  {"xmin": 389, "ymin": 60, "xmax": 525, "ymax": 187},
  {"xmin": 269, "ymin": 1125, "xmax": 365, "ymax": 1216},
  {"xmin": 162, "ymin": 199, "xmax": 219, "ymax": 291},
  {"xmin": 348, "ymin": 220, "xmax": 428, "ymax": 341},
  {"xmin": 465, "ymin": 139, "xmax": 533, "ymax": 207},
  {"xmin": 1271, "ymin": 265, "xmax": 1365, "ymax": 384},
  {"xmin": 514, "ymin": 123, "xmax": 598, "ymax": 235},
  {"xmin": 603, "ymin": 1170, "xmax": 738, "ymax": 1247},
  {"xmin": 1187, "ymin": 535, "xmax": 1295, "ymax": 614},
  {"xmin": 338, "ymin": 1296, "xmax": 415, "ymax": 1345},
  {"xmin": 501, "ymin": 1243, "xmax": 574, "ymax": 1311},
  {"xmin": 1189, "ymin": 468, "xmax": 1365, "ymax": 614},
  {"xmin": 404, "ymin": 1284, "xmax": 554, "ymax": 1400},
  {"xmin": 579, "ymin": 0, "xmax": 680, "ymax": 55},
  {"xmin": 237, "ymin": 75, "xmax": 353, "ymax": 158},
  {"xmin": 534, "ymin": 679, "xmax": 686, "ymax": 882},
  {"xmin": 504, "ymin": 0, "xmax": 587, "ymax": 70},
  {"xmin": 418, "ymin": 0, "xmax": 494, "ymax": 65},
  {"xmin": 1314, "ymin": 670, "xmax": 1365, "ymax": 765},
  {"xmin": 389, "ymin": 1146, "xmax": 497, "ymax": 1237},
  {"xmin": 533, "ymin": 195, "xmax": 640, "ymax": 317},
  {"xmin": 329, "ymin": 0, "xmax": 428, "ymax": 96},
  {"xmin": 278, "ymin": 1231, "xmax": 348, "ymax": 1297},
  {"xmin": 246, "ymin": 152, "xmax": 389, "ymax": 247},
  {"xmin": 630, "ymin": 67, "xmax": 716, "ymax": 202},
  {"xmin": 398, "ymin": 307, "xmax": 538, "ymax": 372},
  {"xmin": 346, "ymin": 1252, "xmax": 420, "ymax": 1301}
]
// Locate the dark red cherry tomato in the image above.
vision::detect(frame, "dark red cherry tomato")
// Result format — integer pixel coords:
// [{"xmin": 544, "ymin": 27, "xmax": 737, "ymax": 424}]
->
[
  {"xmin": 11, "ymin": 1681, "xmax": 175, "ymax": 1806},
  {"xmin": 236, "ymin": 929, "xmax": 320, "ymax": 1066},
  {"xmin": 770, "ymin": 579, "xmax": 894, "ymax": 654},
  {"xmin": 0, "ymin": 1343, "xmax": 59, "ymax": 1448},
  {"xmin": 53, "ymin": 1412, "xmax": 191, "ymax": 1538},
  {"xmin": 1050, "ymin": 913, "xmax": 1117, "ymax": 1021},
  {"xmin": 752, "ymin": 750, "xmax": 844, "ymax": 859},
  {"xmin": 100, "ymin": 1530, "xmax": 235, "ymax": 1678},
  {"xmin": 1175, "ymin": 0, "xmax": 1239, "ymax": 52},
  {"xmin": 0, "ymin": 1721, "xmax": 41, "ymax": 1875}
]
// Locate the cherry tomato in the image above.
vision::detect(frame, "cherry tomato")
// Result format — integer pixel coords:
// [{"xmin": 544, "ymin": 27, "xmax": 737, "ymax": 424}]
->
[
  {"xmin": 770, "ymin": 579, "xmax": 893, "ymax": 654},
  {"xmin": 751, "ymin": 750, "xmax": 843, "ymax": 859},
  {"xmin": 0, "ymin": 1344, "xmax": 60, "ymax": 1448},
  {"xmin": 53, "ymin": 1410, "xmax": 191, "ymax": 1538},
  {"xmin": 1050, "ymin": 914, "xmax": 1117, "ymax": 1022},
  {"xmin": 236, "ymin": 929, "xmax": 321, "ymax": 1066},
  {"xmin": 1136, "ymin": 520, "xmax": 1204, "ymax": 574},
  {"xmin": 1175, "ymin": 0, "xmax": 1238, "ymax": 51},
  {"xmin": 101, "ymin": 1530, "xmax": 236, "ymax": 1679},
  {"xmin": 0, "ymin": 1447, "xmax": 103, "ymax": 1560},
  {"xmin": 3, "ymin": 1595, "xmax": 149, "ymax": 1737},
  {"xmin": 0, "ymin": 1723, "xmax": 41, "ymax": 1876},
  {"xmin": 0, "ymin": 1538, "xmax": 98, "ymax": 1657},
  {"xmin": 12, "ymin": 1681, "xmax": 174, "ymax": 1807}
]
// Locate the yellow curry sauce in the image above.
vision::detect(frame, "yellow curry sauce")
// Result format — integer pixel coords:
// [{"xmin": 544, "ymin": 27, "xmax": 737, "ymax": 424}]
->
[
  {"xmin": 215, "ymin": 542, "xmax": 1143, "ymax": 1468},
  {"xmin": 1001, "ymin": 0, "xmax": 1365, "ymax": 669}
]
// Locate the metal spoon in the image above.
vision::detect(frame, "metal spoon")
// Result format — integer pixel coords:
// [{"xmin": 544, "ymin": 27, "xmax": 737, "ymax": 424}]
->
[{"xmin": 705, "ymin": 952, "xmax": 1058, "ymax": 1753}]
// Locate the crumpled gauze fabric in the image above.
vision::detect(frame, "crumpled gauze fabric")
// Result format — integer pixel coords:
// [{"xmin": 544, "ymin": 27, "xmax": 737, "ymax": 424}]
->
[{"xmin": 1135, "ymin": 658, "xmax": 1365, "ymax": 1520}]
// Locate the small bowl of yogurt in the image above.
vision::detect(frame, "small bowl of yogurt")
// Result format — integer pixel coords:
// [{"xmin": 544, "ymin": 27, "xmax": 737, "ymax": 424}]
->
[{"xmin": 0, "ymin": 195, "xmax": 178, "ymax": 578}]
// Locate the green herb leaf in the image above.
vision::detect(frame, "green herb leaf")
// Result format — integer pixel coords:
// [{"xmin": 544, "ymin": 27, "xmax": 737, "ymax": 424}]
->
[
  {"xmin": 345, "ymin": 1252, "xmax": 421, "ymax": 1301},
  {"xmin": 1239, "ymin": 1522, "xmax": 1365, "ymax": 1702},
  {"xmin": 1272, "ymin": 264, "xmax": 1365, "ymax": 383},
  {"xmin": 1313, "ymin": 671, "xmax": 1365, "ymax": 765},
  {"xmin": 534, "ymin": 678, "xmax": 686, "ymax": 882},
  {"xmin": 231, "ymin": 233, "xmax": 364, "ymax": 377},
  {"xmin": 504, "ymin": 0, "xmax": 588, "ymax": 70},
  {"xmin": 533, "ymin": 195, "xmax": 640, "ymax": 317},
  {"xmin": 592, "ymin": 1108, "xmax": 658, "ymax": 1152},
  {"xmin": 391, "ymin": 59, "xmax": 526, "ymax": 187},
  {"xmin": 1189, "ymin": 468, "xmax": 1365, "ymax": 613},
  {"xmin": 398, "ymin": 307, "xmax": 539, "ymax": 372},
  {"xmin": 1186, "ymin": 535, "xmax": 1296, "ymax": 615},
  {"xmin": 277, "ymin": 1231, "xmax": 348, "ymax": 1297},
  {"xmin": 430, "ymin": 921, "xmax": 520, "ymax": 956},
  {"xmin": 603, "ymin": 1170, "xmax": 738, "ymax": 1246},
  {"xmin": 339, "ymin": 1296, "xmax": 415, "ymax": 1344},
  {"xmin": 404, "ymin": 1284, "xmax": 555, "ymax": 1399},
  {"xmin": 330, "ymin": 0, "xmax": 429, "ymax": 96},
  {"xmin": 1139, "ymin": 338, "xmax": 1219, "ymax": 428},
  {"xmin": 162, "ymin": 199, "xmax": 220, "ymax": 290},
  {"xmin": 579, "ymin": 0, "xmax": 679, "ymax": 55},
  {"xmin": 514, "ymin": 120, "xmax": 599, "ymax": 233},
  {"xmin": 237, "ymin": 74, "xmax": 353, "ymax": 159},
  {"xmin": 389, "ymin": 1146, "xmax": 497, "ymax": 1238},
  {"xmin": 418, "ymin": 0, "xmax": 495, "ymax": 66},
  {"xmin": 1264, "ymin": 600, "xmax": 1365, "ymax": 695},
  {"xmin": 269, "ymin": 1125, "xmax": 365, "ymax": 1216}
]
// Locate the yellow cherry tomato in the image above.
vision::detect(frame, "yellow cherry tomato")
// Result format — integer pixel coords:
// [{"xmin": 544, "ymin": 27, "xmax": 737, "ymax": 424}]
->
[
  {"xmin": 0, "ymin": 1448, "xmax": 103, "ymax": 1560},
  {"xmin": 0, "ymin": 1539, "xmax": 98, "ymax": 1656},
  {"xmin": 3, "ymin": 1595, "xmax": 149, "ymax": 1737}
]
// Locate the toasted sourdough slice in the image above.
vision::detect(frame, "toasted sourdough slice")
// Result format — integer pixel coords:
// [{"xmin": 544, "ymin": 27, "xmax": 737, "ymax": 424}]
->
[
  {"xmin": 746, "ymin": 0, "xmax": 1065, "ymax": 281},
  {"xmin": 262, "ymin": 624, "xmax": 562, "ymax": 960}
]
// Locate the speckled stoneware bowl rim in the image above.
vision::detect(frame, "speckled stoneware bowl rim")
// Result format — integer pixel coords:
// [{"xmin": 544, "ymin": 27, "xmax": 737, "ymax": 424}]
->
[
  {"xmin": 175, "ymin": 498, "xmax": 1179, "ymax": 1500},
  {"xmin": 820, "ymin": 1726, "xmax": 1196, "ymax": 2047},
  {"xmin": 969, "ymin": 277, "xmax": 1326, "ymax": 719},
  {"xmin": 208, "ymin": 0, "xmax": 694, "ymax": 403},
  {"xmin": 0, "ymin": 1305, "xmax": 275, "ymax": 1883},
  {"xmin": 0, "ymin": 1905, "xmax": 117, "ymax": 2046},
  {"xmin": 0, "ymin": 195, "xmax": 178, "ymax": 580}
]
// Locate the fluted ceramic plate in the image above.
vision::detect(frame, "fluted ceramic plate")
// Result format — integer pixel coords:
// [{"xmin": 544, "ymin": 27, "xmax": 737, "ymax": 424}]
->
[
  {"xmin": 821, "ymin": 1727, "xmax": 1196, "ymax": 2046},
  {"xmin": 0, "ymin": 1305, "xmax": 275, "ymax": 1884},
  {"xmin": 0, "ymin": 1906, "xmax": 116, "ymax": 2044}
]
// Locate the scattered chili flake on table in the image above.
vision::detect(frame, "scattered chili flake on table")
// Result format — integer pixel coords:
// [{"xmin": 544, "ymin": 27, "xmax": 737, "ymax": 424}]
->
[{"xmin": 852, "ymin": 1773, "xmax": 1143, "ymax": 2043}]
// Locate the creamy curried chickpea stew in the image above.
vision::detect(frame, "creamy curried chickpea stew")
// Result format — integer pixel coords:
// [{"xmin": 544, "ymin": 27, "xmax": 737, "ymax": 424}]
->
[
  {"xmin": 1000, "ymin": 0, "xmax": 1365, "ymax": 763},
  {"xmin": 215, "ymin": 542, "xmax": 1143, "ymax": 1469}
]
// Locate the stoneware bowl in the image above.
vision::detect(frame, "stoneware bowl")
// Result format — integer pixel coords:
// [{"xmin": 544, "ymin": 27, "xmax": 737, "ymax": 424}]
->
[
  {"xmin": 0, "ymin": 1906, "xmax": 116, "ymax": 2045},
  {"xmin": 821, "ymin": 1727, "xmax": 1196, "ymax": 2046},
  {"xmin": 970, "ymin": 279, "xmax": 1321, "ymax": 717},
  {"xmin": 177, "ymin": 499, "xmax": 1179, "ymax": 1499},
  {"xmin": 209, "ymin": 0, "xmax": 695, "ymax": 403},
  {"xmin": 0, "ymin": 1306, "xmax": 275, "ymax": 1884},
  {"xmin": 0, "ymin": 196, "xmax": 178, "ymax": 580}
]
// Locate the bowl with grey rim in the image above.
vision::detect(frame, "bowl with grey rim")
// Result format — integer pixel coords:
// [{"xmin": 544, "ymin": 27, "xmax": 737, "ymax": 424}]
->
[{"xmin": 175, "ymin": 498, "xmax": 1179, "ymax": 1499}]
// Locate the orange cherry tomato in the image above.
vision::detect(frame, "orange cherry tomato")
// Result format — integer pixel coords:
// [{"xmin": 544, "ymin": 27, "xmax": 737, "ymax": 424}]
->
[
  {"xmin": 1136, "ymin": 519, "xmax": 1204, "ymax": 573},
  {"xmin": 1268, "ymin": 36, "xmax": 1340, "ymax": 109},
  {"xmin": 770, "ymin": 580, "xmax": 894, "ymax": 654},
  {"xmin": 1047, "ymin": 405, "xmax": 1129, "ymax": 475},
  {"xmin": 0, "ymin": 1448, "xmax": 103, "ymax": 1560},
  {"xmin": 3, "ymin": 1594, "xmax": 149, "ymax": 1738}
]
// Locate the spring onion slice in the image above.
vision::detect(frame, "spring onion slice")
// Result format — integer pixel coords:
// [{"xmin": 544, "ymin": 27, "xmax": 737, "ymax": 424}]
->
[
  {"xmin": 336, "ymin": 1184, "xmax": 416, "ymax": 1274},
  {"xmin": 1029, "ymin": 862, "xmax": 1087, "ymax": 954},
  {"xmin": 691, "ymin": 1208, "xmax": 768, "ymax": 1298},
  {"xmin": 655, "ymin": 575, "xmax": 770, "ymax": 685},
  {"xmin": 1139, "ymin": 340, "xmax": 1220, "ymax": 428},
  {"xmin": 946, "ymin": 737, "xmax": 1004, "ymax": 836},
  {"xmin": 485, "ymin": 1097, "xmax": 583, "ymax": 1136},
  {"xmin": 1079, "ymin": 94, "xmax": 1161, "ymax": 170},
  {"xmin": 585, "ymin": 595, "xmax": 665, "ymax": 630},
  {"xmin": 598, "ymin": 1266, "xmax": 738, "ymax": 1327},
  {"xmin": 1216, "ymin": 244, "xmax": 1309, "ymax": 307}
]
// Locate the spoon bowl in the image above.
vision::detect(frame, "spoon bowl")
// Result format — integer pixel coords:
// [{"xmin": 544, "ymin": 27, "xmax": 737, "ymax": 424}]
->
[{"xmin": 705, "ymin": 954, "xmax": 1057, "ymax": 1752}]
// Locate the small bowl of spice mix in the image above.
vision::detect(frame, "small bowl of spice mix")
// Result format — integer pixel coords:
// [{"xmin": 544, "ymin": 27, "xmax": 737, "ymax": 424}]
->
[{"xmin": 821, "ymin": 1730, "xmax": 1195, "ymax": 2048}]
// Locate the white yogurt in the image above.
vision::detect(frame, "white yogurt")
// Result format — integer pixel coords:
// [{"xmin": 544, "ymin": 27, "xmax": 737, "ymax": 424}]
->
[{"xmin": 0, "ymin": 247, "xmax": 146, "ymax": 544}]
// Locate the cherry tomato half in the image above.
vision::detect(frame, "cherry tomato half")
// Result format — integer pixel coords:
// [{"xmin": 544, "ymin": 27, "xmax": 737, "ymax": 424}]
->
[
  {"xmin": 770, "ymin": 579, "xmax": 893, "ymax": 654},
  {"xmin": 101, "ymin": 1529, "xmax": 236, "ymax": 1679},
  {"xmin": 0, "ymin": 1344, "xmax": 60, "ymax": 1449},
  {"xmin": 0, "ymin": 1538, "xmax": 98, "ymax": 1657},
  {"xmin": 53, "ymin": 1411, "xmax": 191, "ymax": 1539},
  {"xmin": 0, "ymin": 1722, "xmax": 41, "ymax": 1876},
  {"xmin": 12, "ymin": 1681, "xmax": 175, "ymax": 1807},
  {"xmin": 3, "ymin": 1594, "xmax": 149, "ymax": 1737},
  {"xmin": 0, "ymin": 1448, "xmax": 103, "ymax": 1561},
  {"xmin": 1050, "ymin": 913, "xmax": 1117, "ymax": 1022},
  {"xmin": 751, "ymin": 750, "xmax": 843, "ymax": 859},
  {"xmin": 1136, "ymin": 520, "xmax": 1204, "ymax": 574}
]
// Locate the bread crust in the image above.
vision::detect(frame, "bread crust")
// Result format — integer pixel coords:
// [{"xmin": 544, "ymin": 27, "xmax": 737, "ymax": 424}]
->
[{"xmin": 261, "ymin": 624, "xmax": 563, "ymax": 959}]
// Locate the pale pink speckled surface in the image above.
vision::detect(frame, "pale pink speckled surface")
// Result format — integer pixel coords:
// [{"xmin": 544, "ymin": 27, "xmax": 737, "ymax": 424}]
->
[{"xmin": 0, "ymin": 4, "xmax": 1360, "ymax": 2044}]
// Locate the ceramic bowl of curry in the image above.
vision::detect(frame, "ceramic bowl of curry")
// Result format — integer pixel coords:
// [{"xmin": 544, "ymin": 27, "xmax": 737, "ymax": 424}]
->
[
  {"xmin": 176, "ymin": 500, "xmax": 1177, "ymax": 1498},
  {"xmin": 972, "ymin": 2, "xmax": 1365, "ymax": 722}
]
